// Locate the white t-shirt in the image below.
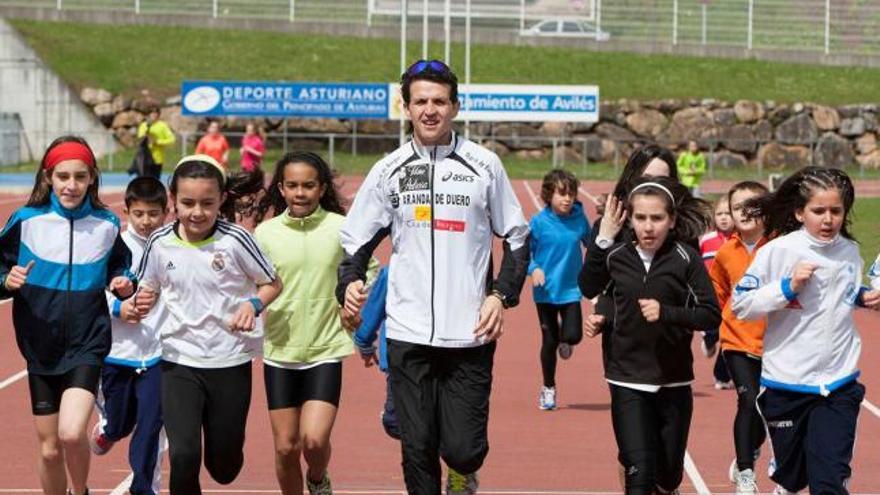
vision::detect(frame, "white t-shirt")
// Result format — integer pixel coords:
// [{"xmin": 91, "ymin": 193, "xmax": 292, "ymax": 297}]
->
[{"xmin": 137, "ymin": 220, "xmax": 276, "ymax": 368}]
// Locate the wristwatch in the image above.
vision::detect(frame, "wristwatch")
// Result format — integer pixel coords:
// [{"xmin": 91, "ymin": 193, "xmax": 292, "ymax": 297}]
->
[{"xmin": 595, "ymin": 236, "xmax": 614, "ymax": 249}]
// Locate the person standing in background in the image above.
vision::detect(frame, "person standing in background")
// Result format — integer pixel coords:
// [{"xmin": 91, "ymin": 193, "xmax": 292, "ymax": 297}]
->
[
  {"xmin": 196, "ymin": 121, "xmax": 230, "ymax": 169},
  {"xmin": 676, "ymin": 141, "xmax": 707, "ymax": 197},
  {"xmin": 240, "ymin": 123, "xmax": 265, "ymax": 174},
  {"xmin": 136, "ymin": 106, "xmax": 177, "ymax": 179}
]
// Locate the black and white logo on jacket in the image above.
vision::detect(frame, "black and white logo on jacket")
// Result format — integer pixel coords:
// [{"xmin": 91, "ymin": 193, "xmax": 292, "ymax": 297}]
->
[
  {"xmin": 441, "ymin": 170, "xmax": 474, "ymax": 183},
  {"xmin": 399, "ymin": 164, "xmax": 430, "ymax": 192}
]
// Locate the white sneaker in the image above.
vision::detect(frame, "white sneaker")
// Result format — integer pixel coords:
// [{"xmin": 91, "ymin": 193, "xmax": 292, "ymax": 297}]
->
[
  {"xmin": 539, "ymin": 386, "xmax": 556, "ymax": 410},
  {"xmin": 728, "ymin": 458, "xmax": 739, "ymax": 484},
  {"xmin": 715, "ymin": 380, "xmax": 734, "ymax": 390},
  {"xmin": 557, "ymin": 343, "xmax": 573, "ymax": 360},
  {"xmin": 734, "ymin": 469, "xmax": 758, "ymax": 494},
  {"xmin": 446, "ymin": 469, "xmax": 479, "ymax": 495},
  {"xmin": 772, "ymin": 485, "xmax": 797, "ymax": 495}
]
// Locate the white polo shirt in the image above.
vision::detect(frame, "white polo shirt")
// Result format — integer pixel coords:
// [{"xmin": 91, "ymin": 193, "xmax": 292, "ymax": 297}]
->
[{"xmin": 137, "ymin": 219, "xmax": 276, "ymax": 368}]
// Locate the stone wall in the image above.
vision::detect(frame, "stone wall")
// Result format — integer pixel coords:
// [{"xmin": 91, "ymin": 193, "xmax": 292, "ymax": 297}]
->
[{"xmin": 81, "ymin": 87, "xmax": 880, "ymax": 170}]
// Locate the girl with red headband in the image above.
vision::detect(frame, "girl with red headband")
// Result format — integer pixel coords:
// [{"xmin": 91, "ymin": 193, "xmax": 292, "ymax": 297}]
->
[{"xmin": 0, "ymin": 135, "xmax": 135, "ymax": 495}]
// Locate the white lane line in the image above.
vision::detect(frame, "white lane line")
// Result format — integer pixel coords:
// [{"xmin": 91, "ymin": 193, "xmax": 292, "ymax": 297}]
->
[
  {"xmin": 0, "ymin": 369, "xmax": 26, "ymax": 390},
  {"xmin": 863, "ymin": 399, "xmax": 880, "ymax": 418},
  {"xmin": 684, "ymin": 450, "xmax": 712, "ymax": 495},
  {"xmin": 577, "ymin": 186, "xmax": 602, "ymax": 206},
  {"xmin": 108, "ymin": 473, "xmax": 134, "ymax": 495},
  {"xmin": 521, "ymin": 180, "xmax": 542, "ymax": 212}
]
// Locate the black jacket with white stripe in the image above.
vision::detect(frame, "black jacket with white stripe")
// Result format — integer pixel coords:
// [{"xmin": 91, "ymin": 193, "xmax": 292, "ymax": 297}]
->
[{"xmin": 579, "ymin": 231, "xmax": 721, "ymax": 385}]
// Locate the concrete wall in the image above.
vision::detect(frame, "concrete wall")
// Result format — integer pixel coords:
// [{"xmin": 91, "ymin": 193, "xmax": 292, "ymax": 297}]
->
[
  {"xmin": 0, "ymin": 16, "xmax": 117, "ymax": 162},
  {"xmin": 2, "ymin": 4, "xmax": 880, "ymax": 69}
]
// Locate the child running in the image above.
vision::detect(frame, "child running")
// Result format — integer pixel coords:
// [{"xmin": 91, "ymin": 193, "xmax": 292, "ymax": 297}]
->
[
  {"xmin": 732, "ymin": 166, "xmax": 880, "ymax": 494},
  {"xmin": 699, "ymin": 195, "xmax": 735, "ymax": 390},
  {"xmin": 705, "ymin": 181, "xmax": 770, "ymax": 494},
  {"xmin": 254, "ymin": 151, "xmax": 358, "ymax": 495},
  {"xmin": 528, "ymin": 169, "xmax": 590, "ymax": 410},
  {"xmin": 0, "ymin": 136, "xmax": 135, "ymax": 495},
  {"xmin": 134, "ymin": 154, "xmax": 282, "ymax": 495},
  {"xmin": 90, "ymin": 177, "xmax": 169, "ymax": 495},
  {"xmin": 579, "ymin": 175, "xmax": 720, "ymax": 495}
]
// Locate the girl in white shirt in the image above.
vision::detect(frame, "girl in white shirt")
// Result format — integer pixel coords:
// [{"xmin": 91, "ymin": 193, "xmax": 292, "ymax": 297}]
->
[{"xmin": 135, "ymin": 154, "xmax": 282, "ymax": 494}]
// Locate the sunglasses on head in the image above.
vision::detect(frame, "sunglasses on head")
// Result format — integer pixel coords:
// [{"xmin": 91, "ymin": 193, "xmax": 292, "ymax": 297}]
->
[{"xmin": 405, "ymin": 59, "xmax": 451, "ymax": 76}]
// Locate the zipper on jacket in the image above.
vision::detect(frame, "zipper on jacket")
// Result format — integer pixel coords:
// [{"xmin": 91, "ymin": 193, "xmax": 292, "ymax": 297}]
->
[
  {"xmin": 428, "ymin": 146, "xmax": 437, "ymax": 344},
  {"xmin": 64, "ymin": 216, "xmax": 74, "ymax": 352}
]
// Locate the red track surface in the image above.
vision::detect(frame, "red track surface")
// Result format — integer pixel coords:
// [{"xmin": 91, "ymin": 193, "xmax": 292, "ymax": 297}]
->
[{"xmin": 0, "ymin": 178, "xmax": 879, "ymax": 494}]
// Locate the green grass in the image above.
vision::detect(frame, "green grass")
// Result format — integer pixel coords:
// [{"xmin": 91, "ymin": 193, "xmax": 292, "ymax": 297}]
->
[
  {"xmin": 853, "ymin": 198, "xmax": 880, "ymax": 267},
  {"xmin": 10, "ymin": 18, "xmax": 880, "ymax": 104}
]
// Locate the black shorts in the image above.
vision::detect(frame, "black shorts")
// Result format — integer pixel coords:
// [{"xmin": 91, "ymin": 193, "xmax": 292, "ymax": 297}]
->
[
  {"xmin": 28, "ymin": 365, "xmax": 101, "ymax": 416},
  {"xmin": 264, "ymin": 361, "xmax": 342, "ymax": 410}
]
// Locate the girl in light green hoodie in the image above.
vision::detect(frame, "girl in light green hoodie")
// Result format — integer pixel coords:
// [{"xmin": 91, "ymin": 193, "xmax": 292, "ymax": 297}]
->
[{"xmin": 254, "ymin": 151, "xmax": 353, "ymax": 495}]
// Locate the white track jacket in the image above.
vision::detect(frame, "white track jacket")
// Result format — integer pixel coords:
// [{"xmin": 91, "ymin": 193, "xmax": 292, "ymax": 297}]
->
[
  {"xmin": 732, "ymin": 228, "xmax": 865, "ymax": 395},
  {"xmin": 337, "ymin": 133, "xmax": 530, "ymax": 348},
  {"xmin": 105, "ymin": 227, "xmax": 168, "ymax": 369}
]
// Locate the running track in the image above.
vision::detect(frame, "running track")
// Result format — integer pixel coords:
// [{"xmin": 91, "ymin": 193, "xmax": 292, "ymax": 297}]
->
[{"xmin": 1, "ymin": 177, "xmax": 880, "ymax": 494}]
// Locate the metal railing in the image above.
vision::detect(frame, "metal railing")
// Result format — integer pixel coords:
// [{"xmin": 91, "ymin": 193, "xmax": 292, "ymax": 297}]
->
[
  {"xmin": 1, "ymin": 129, "xmax": 873, "ymax": 181},
  {"xmin": 3, "ymin": 0, "xmax": 880, "ymax": 57}
]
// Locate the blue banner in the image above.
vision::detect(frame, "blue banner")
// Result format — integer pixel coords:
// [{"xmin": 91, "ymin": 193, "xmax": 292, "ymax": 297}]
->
[{"xmin": 181, "ymin": 81, "xmax": 390, "ymax": 119}]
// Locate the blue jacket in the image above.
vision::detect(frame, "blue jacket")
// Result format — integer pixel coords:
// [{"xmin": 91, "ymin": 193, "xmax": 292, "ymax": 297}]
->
[
  {"xmin": 528, "ymin": 202, "xmax": 591, "ymax": 304},
  {"xmin": 353, "ymin": 266, "xmax": 389, "ymax": 371},
  {"xmin": 0, "ymin": 193, "xmax": 132, "ymax": 375}
]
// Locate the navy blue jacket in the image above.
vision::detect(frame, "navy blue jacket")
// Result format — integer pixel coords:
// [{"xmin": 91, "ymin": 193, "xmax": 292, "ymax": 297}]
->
[{"xmin": 0, "ymin": 194, "xmax": 132, "ymax": 374}]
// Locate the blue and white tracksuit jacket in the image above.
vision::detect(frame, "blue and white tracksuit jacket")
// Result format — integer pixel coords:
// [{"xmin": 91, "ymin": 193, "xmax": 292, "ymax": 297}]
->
[
  {"xmin": 732, "ymin": 228, "xmax": 866, "ymax": 396},
  {"xmin": 0, "ymin": 193, "xmax": 132, "ymax": 375},
  {"xmin": 105, "ymin": 227, "xmax": 166, "ymax": 371}
]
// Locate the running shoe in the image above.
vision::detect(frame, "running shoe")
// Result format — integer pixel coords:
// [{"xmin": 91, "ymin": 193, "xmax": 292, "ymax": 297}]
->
[
  {"xmin": 539, "ymin": 386, "xmax": 556, "ymax": 410},
  {"xmin": 446, "ymin": 468, "xmax": 479, "ymax": 495},
  {"xmin": 714, "ymin": 380, "xmax": 734, "ymax": 390},
  {"xmin": 772, "ymin": 485, "xmax": 797, "ymax": 495},
  {"xmin": 729, "ymin": 458, "xmax": 738, "ymax": 484},
  {"xmin": 88, "ymin": 423, "xmax": 114, "ymax": 456},
  {"xmin": 734, "ymin": 469, "xmax": 758, "ymax": 494},
  {"xmin": 306, "ymin": 472, "xmax": 333, "ymax": 495},
  {"xmin": 557, "ymin": 343, "xmax": 573, "ymax": 360}
]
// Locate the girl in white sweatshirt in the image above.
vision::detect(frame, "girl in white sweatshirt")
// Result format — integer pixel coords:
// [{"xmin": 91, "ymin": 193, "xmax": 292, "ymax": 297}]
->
[{"xmin": 732, "ymin": 166, "xmax": 880, "ymax": 495}]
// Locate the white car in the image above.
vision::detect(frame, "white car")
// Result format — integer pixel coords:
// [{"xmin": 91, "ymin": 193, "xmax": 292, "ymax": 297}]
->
[{"xmin": 520, "ymin": 19, "xmax": 610, "ymax": 41}]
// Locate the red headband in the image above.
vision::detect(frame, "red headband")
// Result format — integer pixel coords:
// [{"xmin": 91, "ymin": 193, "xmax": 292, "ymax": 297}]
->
[{"xmin": 43, "ymin": 142, "xmax": 96, "ymax": 170}]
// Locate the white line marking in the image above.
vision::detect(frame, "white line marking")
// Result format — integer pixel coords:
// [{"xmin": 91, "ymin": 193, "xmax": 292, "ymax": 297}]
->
[
  {"xmin": 521, "ymin": 180, "xmax": 542, "ymax": 212},
  {"xmin": 577, "ymin": 186, "xmax": 602, "ymax": 206},
  {"xmin": 108, "ymin": 473, "xmax": 133, "ymax": 495},
  {"xmin": 863, "ymin": 399, "xmax": 880, "ymax": 418},
  {"xmin": 0, "ymin": 369, "xmax": 26, "ymax": 390},
  {"xmin": 684, "ymin": 450, "xmax": 711, "ymax": 495}
]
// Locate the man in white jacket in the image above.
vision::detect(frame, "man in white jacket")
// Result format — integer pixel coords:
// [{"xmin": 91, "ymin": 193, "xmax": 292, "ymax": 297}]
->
[{"xmin": 336, "ymin": 59, "xmax": 529, "ymax": 495}]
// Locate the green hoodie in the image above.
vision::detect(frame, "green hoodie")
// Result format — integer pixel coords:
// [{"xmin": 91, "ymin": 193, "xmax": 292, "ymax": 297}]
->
[{"xmin": 255, "ymin": 206, "xmax": 354, "ymax": 363}]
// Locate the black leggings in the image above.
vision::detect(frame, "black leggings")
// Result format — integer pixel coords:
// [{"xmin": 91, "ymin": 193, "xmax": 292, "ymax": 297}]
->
[
  {"xmin": 536, "ymin": 302, "xmax": 583, "ymax": 387},
  {"xmin": 724, "ymin": 351, "xmax": 766, "ymax": 471},
  {"xmin": 161, "ymin": 360, "xmax": 252, "ymax": 495},
  {"xmin": 610, "ymin": 384, "xmax": 693, "ymax": 495}
]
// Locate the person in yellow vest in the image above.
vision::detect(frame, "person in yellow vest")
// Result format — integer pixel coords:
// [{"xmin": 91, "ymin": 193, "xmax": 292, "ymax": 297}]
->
[
  {"xmin": 135, "ymin": 106, "xmax": 177, "ymax": 179},
  {"xmin": 676, "ymin": 140, "xmax": 707, "ymax": 197}
]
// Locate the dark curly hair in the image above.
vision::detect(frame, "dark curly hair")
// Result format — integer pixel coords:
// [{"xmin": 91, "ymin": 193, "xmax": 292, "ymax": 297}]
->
[
  {"xmin": 260, "ymin": 151, "xmax": 346, "ymax": 219},
  {"xmin": 744, "ymin": 166, "xmax": 855, "ymax": 240}
]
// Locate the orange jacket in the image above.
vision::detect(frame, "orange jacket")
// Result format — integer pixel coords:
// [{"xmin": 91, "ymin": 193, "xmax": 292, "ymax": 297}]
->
[{"xmin": 709, "ymin": 233, "xmax": 768, "ymax": 356}]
